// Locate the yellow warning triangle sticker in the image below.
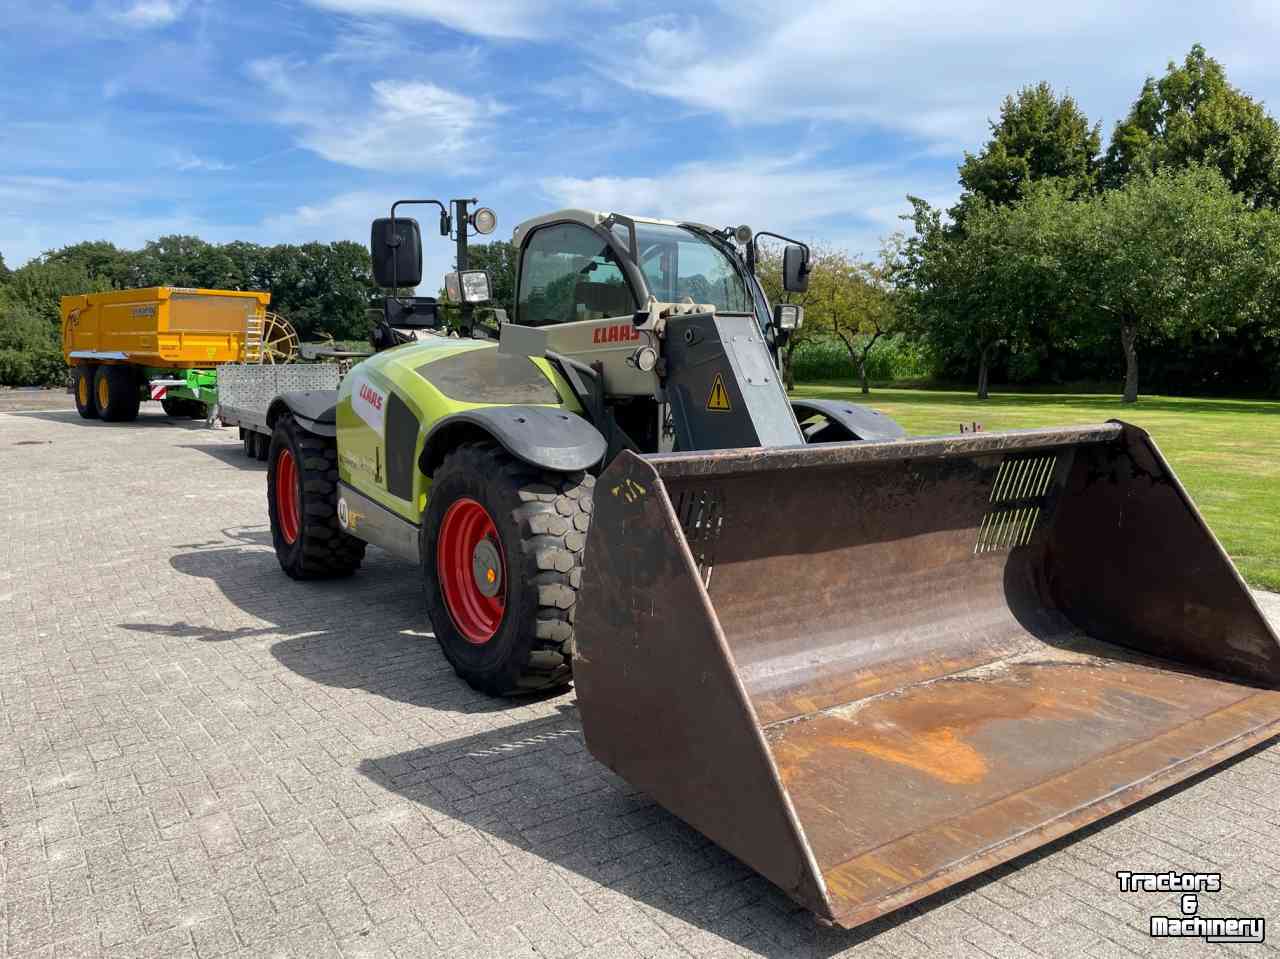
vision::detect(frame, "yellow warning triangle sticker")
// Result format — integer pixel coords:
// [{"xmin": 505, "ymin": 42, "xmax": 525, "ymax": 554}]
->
[{"xmin": 707, "ymin": 372, "xmax": 732, "ymax": 412}]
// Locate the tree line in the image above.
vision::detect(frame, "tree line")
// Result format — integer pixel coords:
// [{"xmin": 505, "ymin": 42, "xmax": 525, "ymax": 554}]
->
[{"xmin": 0, "ymin": 237, "xmax": 378, "ymax": 386}]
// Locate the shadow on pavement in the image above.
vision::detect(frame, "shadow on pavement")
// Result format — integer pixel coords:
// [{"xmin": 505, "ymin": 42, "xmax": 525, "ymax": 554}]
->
[
  {"xmin": 179, "ymin": 440, "xmax": 265, "ymax": 470},
  {"xmin": 8, "ymin": 408, "xmax": 222, "ymax": 429},
  {"xmin": 121, "ymin": 527, "xmax": 525, "ymax": 715},
  {"xmin": 355, "ymin": 698, "xmax": 1278, "ymax": 955}
]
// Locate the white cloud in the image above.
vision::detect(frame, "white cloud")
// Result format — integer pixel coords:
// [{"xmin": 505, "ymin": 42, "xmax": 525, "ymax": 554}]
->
[
  {"xmin": 604, "ymin": 3, "xmax": 1280, "ymax": 153},
  {"xmin": 170, "ymin": 150, "xmax": 231, "ymax": 172},
  {"xmin": 300, "ymin": 0, "xmax": 593, "ymax": 40},
  {"xmin": 249, "ymin": 57, "xmax": 504, "ymax": 172},
  {"xmin": 109, "ymin": 0, "xmax": 188, "ymax": 27},
  {"xmin": 541, "ymin": 155, "xmax": 956, "ymax": 258}
]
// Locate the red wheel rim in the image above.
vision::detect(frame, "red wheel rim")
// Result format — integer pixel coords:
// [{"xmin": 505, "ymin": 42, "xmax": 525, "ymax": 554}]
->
[
  {"xmin": 276, "ymin": 448, "xmax": 301, "ymax": 544},
  {"xmin": 437, "ymin": 497, "xmax": 506, "ymax": 645}
]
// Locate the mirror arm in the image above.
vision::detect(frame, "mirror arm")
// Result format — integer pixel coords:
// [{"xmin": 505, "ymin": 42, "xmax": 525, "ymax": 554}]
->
[
  {"xmin": 387, "ymin": 199, "xmax": 447, "ymax": 294},
  {"xmin": 751, "ymin": 230, "xmax": 811, "ymax": 274}
]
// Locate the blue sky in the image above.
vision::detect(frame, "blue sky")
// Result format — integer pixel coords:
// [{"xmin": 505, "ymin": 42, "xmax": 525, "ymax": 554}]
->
[{"xmin": 3, "ymin": 1, "xmax": 1279, "ymax": 271}]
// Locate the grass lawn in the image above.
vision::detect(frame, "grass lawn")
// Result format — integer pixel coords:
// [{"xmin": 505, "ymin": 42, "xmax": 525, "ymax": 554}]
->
[{"xmin": 794, "ymin": 383, "xmax": 1280, "ymax": 592}]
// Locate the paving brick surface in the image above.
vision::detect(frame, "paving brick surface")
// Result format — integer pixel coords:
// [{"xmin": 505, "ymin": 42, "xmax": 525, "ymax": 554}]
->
[{"xmin": 2, "ymin": 407, "xmax": 1278, "ymax": 958}]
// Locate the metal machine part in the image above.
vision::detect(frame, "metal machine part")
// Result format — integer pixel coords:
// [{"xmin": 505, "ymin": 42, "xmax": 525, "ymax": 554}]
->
[{"xmin": 574, "ymin": 422, "xmax": 1280, "ymax": 928}]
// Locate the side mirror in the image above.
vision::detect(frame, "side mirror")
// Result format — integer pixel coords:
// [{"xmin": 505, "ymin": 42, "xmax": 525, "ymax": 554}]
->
[
  {"xmin": 782, "ymin": 243, "xmax": 810, "ymax": 293},
  {"xmin": 774, "ymin": 303, "xmax": 804, "ymax": 331},
  {"xmin": 444, "ymin": 270, "xmax": 493, "ymax": 304},
  {"xmin": 370, "ymin": 217, "xmax": 423, "ymax": 288}
]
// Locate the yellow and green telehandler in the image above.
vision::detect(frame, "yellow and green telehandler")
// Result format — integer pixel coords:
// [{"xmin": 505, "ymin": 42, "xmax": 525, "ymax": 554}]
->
[{"xmin": 262, "ymin": 197, "xmax": 1280, "ymax": 929}]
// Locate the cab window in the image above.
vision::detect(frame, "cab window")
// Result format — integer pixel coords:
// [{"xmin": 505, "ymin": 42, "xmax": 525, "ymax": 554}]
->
[{"xmin": 517, "ymin": 223, "xmax": 636, "ymax": 326}]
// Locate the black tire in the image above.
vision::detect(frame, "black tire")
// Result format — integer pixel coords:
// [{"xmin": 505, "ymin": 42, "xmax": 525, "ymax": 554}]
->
[
  {"xmin": 267, "ymin": 414, "xmax": 365, "ymax": 579},
  {"xmin": 95, "ymin": 365, "xmax": 140, "ymax": 422},
  {"xmin": 73, "ymin": 366, "xmax": 98, "ymax": 419},
  {"xmin": 162, "ymin": 397, "xmax": 187, "ymax": 417},
  {"xmin": 241, "ymin": 428, "xmax": 255, "ymax": 457},
  {"xmin": 254, "ymin": 432, "xmax": 270, "ymax": 461},
  {"xmin": 423, "ymin": 441, "xmax": 591, "ymax": 695},
  {"xmin": 187, "ymin": 402, "xmax": 208, "ymax": 420}
]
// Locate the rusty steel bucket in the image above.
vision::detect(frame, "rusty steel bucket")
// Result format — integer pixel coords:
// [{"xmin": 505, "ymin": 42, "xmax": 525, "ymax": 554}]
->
[{"xmin": 573, "ymin": 421, "xmax": 1280, "ymax": 928}]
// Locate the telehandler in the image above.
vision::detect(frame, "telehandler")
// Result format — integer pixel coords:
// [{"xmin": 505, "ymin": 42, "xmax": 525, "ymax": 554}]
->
[{"xmin": 264, "ymin": 197, "xmax": 1280, "ymax": 929}]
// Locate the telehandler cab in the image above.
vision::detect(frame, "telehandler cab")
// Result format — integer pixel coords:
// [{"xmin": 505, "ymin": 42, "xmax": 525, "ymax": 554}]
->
[{"xmin": 264, "ymin": 197, "xmax": 1280, "ymax": 929}]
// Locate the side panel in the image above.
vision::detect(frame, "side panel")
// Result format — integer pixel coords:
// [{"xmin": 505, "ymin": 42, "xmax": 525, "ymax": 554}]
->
[
  {"xmin": 663, "ymin": 312, "xmax": 804, "ymax": 450},
  {"xmin": 60, "ymin": 288, "xmax": 269, "ymax": 369}
]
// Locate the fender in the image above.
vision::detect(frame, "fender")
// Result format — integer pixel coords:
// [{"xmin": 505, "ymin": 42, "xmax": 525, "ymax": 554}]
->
[
  {"xmin": 267, "ymin": 390, "xmax": 338, "ymax": 437},
  {"xmin": 790, "ymin": 397, "xmax": 906, "ymax": 442},
  {"xmin": 420, "ymin": 405, "xmax": 607, "ymax": 477}
]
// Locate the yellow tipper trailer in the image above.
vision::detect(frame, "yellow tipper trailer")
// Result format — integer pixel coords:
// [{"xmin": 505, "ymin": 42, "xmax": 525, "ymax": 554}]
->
[{"xmin": 61, "ymin": 287, "xmax": 271, "ymax": 421}]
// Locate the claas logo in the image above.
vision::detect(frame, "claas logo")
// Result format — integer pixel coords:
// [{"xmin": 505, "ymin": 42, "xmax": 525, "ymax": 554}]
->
[
  {"xmin": 358, "ymin": 383, "xmax": 384, "ymax": 410},
  {"xmin": 592, "ymin": 324, "xmax": 640, "ymax": 344}
]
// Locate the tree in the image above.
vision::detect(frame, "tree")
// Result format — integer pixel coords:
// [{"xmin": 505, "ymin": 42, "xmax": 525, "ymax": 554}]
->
[
  {"xmin": 1105, "ymin": 45, "xmax": 1280, "ymax": 208},
  {"xmin": 813, "ymin": 249, "xmax": 902, "ymax": 395},
  {"xmin": 899, "ymin": 186, "xmax": 1074, "ymax": 398},
  {"xmin": 5, "ymin": 257, "xmax": 112, "ymax": 329},
  {"xmin": 127, "ymin": 235, "xmax": 237, "ymax": 289},
  {"xmin": 0, "ymin": 251, "xmax": 10, "ymax": 283},
  {"xmin": 465, "ymin": 241, "xmax": 518, "ymax": 317},
  {"xmin": 953, "ymin": 82, "xmax": 1101, "ymax": 224},
  {"xmin": 41, "ymin": 241, "xmax": 132, "ymax": 288},
  {"xmin": 1064, "ymin": 166, "xmax": 1260, "ymax": 403}
]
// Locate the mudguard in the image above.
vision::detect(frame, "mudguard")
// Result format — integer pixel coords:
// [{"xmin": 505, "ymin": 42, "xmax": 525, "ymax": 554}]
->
[
  {"xmin": 267, "ymin": 390, "xmax": 338, "ymax": 437},
  {"xmin": 419, "ymin": 405, "xmax": 607, "ymax": 476},
  {"xmin": 791, "ymin": 397, "xmax": 906, "ymax": 442}
]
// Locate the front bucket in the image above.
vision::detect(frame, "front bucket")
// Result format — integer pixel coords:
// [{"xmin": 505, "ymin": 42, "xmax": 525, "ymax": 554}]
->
[{"xmin": 574, "ymin": 422, "xmax": 1280, "ymax": 928}]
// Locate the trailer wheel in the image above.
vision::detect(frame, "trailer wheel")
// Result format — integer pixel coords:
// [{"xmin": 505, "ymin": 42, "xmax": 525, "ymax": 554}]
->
[
  {"xmin": 74, "ymin": 366, "xmax": 98, "ymax": 419},
  {"xmin": 95, "ymin": 365, "xmax": 140, "ymax": 422},
  {"xmin": 254, "ymin": 432, "xmax": 270, "ymax": 461},
  {"xmin": 161, "ymin": 397, "xmax": 187, "ymax": 417},
  {"xmin": 267, "ymin": 414, "xmax": 366, "ymax": 579},
  {"xmin": 423, "ymin": 441, "xmax": 590, "ymax": 696}
]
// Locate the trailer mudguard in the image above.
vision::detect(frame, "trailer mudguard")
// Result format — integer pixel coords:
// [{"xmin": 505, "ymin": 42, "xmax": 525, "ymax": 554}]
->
[
  {"xmin": 419, "ymin": 405, "xmax": 607, "ymax": 476},
  {"xmin": 790, "ymin": 398, "xmax": 907, "ymax": 442},
  {"xmin": 267, "ymin": 390, "xmax": 338, "ymax": 437}
]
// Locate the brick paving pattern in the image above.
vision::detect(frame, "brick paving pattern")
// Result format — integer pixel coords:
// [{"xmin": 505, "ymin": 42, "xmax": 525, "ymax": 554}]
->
[{"xmin": 2, "ymin": 406, "xmax": 1278, "ymax": 958}]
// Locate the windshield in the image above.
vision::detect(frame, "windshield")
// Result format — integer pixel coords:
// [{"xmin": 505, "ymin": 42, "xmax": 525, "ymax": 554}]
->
[{"xmin": 633, "ymin": 222, "xmax": 751, "ymax": 313}]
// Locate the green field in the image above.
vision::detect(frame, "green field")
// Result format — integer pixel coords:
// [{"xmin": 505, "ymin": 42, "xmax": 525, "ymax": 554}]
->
[{"xmin": 795, "ymin": 384, "xmax": 1280, "ymax": 592}]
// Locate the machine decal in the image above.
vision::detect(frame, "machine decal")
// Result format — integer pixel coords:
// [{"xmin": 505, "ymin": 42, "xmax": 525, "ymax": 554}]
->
[
  {"xmin": 592, "ymin": 323, "xmax": 641, "ymax": 344},
  {"xmin": 706, "ymin": 373, "xmax": 733, "ymax": 412},
  {"xmin": 352, "ymin": 375, "xmax": 387, "ymax": 435}
]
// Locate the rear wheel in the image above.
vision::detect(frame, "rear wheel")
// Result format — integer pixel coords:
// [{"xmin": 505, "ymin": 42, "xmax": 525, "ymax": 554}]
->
[
  {"xmin": 267, "ymin": 414, "xmax": 365, "ymax": 579},
  {"xmin": 95, "ymin": 365, "xmax": 140, "ymax": 422},
  {"xmin": 423, "ymin": 442, "xmax": 592, "ymax": 695},
  {"xmin": 73, "ymin": 366, "xmax": 98, "ymax": 419},
  {"xmin": 253, "ymin": 432, "xmax": 269, "ymax": 461},
  {"xmin": 161, "ymin": 397, "xmax": 187, "ymax": 417}
]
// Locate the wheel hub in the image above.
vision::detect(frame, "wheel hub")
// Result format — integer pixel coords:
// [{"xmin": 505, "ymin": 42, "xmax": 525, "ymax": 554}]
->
[
  {"xmin": 437, "ymin": 497, "xmax": 506, "ymax": 645},
  {"xmin": 471, "ymin": 538, "xmax": 503, "ymax": 597}
]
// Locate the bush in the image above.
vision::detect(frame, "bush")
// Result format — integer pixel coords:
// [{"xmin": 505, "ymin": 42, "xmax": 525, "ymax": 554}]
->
[
  {"xmin": 0, "ymin": 307, "xmax": 67, "ymax": 386},
  {"xmin": 792, "ymin": 335, "xmax": 934, "ymax": 383}
]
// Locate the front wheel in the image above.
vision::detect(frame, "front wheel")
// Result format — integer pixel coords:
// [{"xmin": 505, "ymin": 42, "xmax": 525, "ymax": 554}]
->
[
  {"xmin": 423, "ymin": 442, "xmax": 592, "ymax": 695},
  {"xmin": 267, "ymin": 415, "xmax": 366, "ymax": 579}
]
